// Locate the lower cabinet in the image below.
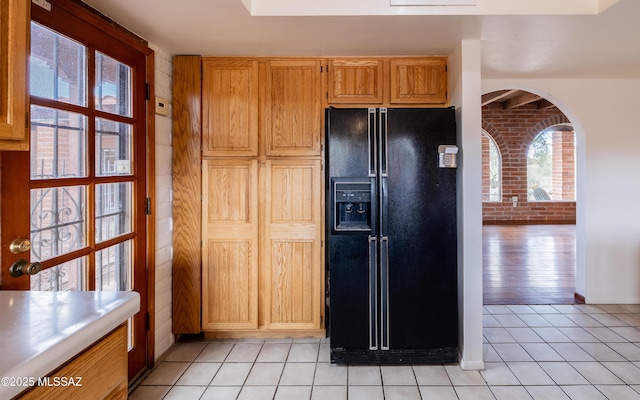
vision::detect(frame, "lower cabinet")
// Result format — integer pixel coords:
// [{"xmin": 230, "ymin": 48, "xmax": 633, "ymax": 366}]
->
[
  {"xmin": 202, "ymin": 158, "xmax": 324, "ymax": 336},
  {"xmin": 18, "ymin": 324, "xmax": 127, "ymax": 400},
  {"xmin": 263, "ymin": 159, "xmax": 323, "ymax": 331},
  {"xmin": 202, "ymin": 159, "xmax": 259, "ymax": 331}
]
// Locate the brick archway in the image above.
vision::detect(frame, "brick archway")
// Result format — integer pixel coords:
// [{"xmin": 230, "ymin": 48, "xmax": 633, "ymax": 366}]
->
[
  {"xmin": 521, "ymin": 115, "xmax": 572, "ymax": 153},
  {"xmin": 481, "ymin": 124, "xmax": 506, "ymax": 202},
  {"xmin": 482, "ymin": 99, "xmax": 576, "ymax": 224}
]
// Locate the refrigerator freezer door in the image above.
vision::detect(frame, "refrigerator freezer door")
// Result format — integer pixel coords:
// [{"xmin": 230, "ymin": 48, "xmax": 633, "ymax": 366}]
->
[{"xmin": 327, "ymin": 108, "xmax": 379, "ymax": 353}]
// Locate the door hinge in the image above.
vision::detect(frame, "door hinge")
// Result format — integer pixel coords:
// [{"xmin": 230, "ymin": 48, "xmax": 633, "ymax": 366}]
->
[
  {"xmin": 25, "ymin": 112, "xmax": 29, "ymax": 128},
  {"xmin": 145, "ymin": 83, "xmax": 151, "ymax": 100},
  {"xmin": 145, "ymin": 312, "xmax": 151, "ymax": 331},
  {"xmin": 145, "ymin": 197, "xmax": 151, "ymax": 215}
]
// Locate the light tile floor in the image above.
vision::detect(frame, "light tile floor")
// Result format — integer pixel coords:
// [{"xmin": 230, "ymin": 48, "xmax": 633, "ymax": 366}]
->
[{"xmin": 131, "ymin": 304, "xmax": 640, "ymax": 400}]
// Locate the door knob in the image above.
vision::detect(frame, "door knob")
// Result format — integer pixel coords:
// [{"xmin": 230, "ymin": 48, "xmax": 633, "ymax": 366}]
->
[
  {"xmin": 9, "ymin": 259, "xmax": 42, "ymax": 277},
  {"xmin": 9, "ymin": 238, "xmax": 31, "ymax": 254}
]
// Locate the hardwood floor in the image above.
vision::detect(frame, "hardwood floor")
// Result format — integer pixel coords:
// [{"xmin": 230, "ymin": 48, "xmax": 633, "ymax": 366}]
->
[{"xmin": 483, "ymin": 224, "xmax": 576, "ymax": 305}]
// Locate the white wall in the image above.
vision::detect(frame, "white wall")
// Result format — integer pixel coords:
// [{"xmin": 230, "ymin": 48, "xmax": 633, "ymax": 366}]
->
[
  {"xmin": 449, "ymin": 40, "xmax": 484, "ymax": 370},
  {"xmin": 150, "ymin": 44, "xmax": 175, "ymax": 360},
  {"xmin": 483, "ymin": 78, "xmax": 640, "ymax": 304}
]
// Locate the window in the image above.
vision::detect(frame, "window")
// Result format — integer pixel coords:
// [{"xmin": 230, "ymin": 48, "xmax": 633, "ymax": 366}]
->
[
  {"xmin": 28, "ymin": 22, "xmax": 139, "ymax": 294},
  {"xmin": 482, "ymin": 131, "xmax": 501, "ymax": 202},
  {"xmin": 527, "ymin": 125, "xmax": 576, "ymax": 201}
]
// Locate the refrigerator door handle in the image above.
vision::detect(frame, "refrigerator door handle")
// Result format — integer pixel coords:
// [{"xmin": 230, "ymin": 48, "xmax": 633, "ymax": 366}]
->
[
  {"xmin": 380, "ymin": 236, "xmax": 390, "ymax": 350},
  {"xmin": 368, "ymin": 108, "xmax": 377, "ymax": 177},
  {"xmin": 380, "ymin": 236, "xmax": 389, "ymax": 350},
  {"xmin": 368, "ymin": 235, "xmax": 378, "ymax": 350},
  {"xmin": 379, "ymin": 108, "xmax": 388, "ymax": 177}
]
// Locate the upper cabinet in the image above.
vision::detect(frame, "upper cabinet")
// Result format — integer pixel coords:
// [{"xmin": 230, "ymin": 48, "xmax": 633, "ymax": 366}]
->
[
  {"xmin": 0, "ymin": 0, "xmax": 29, "ymax": 150},
  {"xmin": 326, "ymin": 57, "xmax": 448, "ymax": 106},
  {"xmin": 264, "ymin": 60, "xmax": 322, "ymax": 157},
  {"xmin": 390, "ymin": 58, "xmax": 447, "ymax": 105},
  {"xmin": 202, "ymin": 59, "xmax": 259, "ymax": 157},
  {"xmin": 328, "ymin": 59, "xmax": 384, "ymax": 104}
]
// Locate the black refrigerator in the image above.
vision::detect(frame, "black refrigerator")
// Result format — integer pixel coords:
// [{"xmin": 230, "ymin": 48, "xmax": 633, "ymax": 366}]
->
[{"xmin": 326, "ymin": 107, "xmax": 458, "ymax": 364}]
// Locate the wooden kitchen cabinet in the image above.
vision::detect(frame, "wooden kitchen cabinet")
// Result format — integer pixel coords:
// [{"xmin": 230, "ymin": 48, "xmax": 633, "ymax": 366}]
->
[
  {"xmin": 201, "ymin": 159, "xmax": 259, "ymax": 331},
  {"xmin": 0, "ymin": 0, "xmax": 29, "ymax": 150},
  {"xmin": 264, "ymin": 59, "xmax": 322, "ymax": 157},
  {"xmin": 201, "ymin": 157, "xmax": 324, "ymax": 335},
  {"xmin": 18, "ymin": 324, "xmax": 128, "ymax": 400},
  {"xmin": 202, "ymin": 59, "xmax": 259, "ymax": 157},
  {"xmin": 390, "ymin": 57, "xmax": 448, "ymax": 104},
  {"xmin": 263, "ymin": 159, "xmax": 323, "ymax": 330},
  {"xmin": 326, "ymin": 57, "xmax": 448, "ymax": 106},
  {"xmin": 328, "ymin": 59, "xmax": 384, "ymax": 104}
]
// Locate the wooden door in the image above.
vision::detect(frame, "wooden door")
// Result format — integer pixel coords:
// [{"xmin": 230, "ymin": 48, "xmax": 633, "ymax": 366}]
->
[
  {"xmin": 264, "ymin": 60, "xmax": 322, "ymax": 157},
  {"xmin": 202, "ymin": 159, "xmax": 259, "ymax": 330},
  {"xmin": 328, "ymin": 59, "xmax": 383, "ymax": 104},
  {"xmin": 263, "ymin": 159, "xmax": 323, "ymax": 330},
  {"xmin": 0, "ymin": 0, "xmax": 29, "ymax": 150},
  {"xmin": 9, "ymin": 0, "xmax": 155, "ymax": 381},
  {"xmin": 202, "ymin": 59, "xmax": 259, "ymax": 157},
  {"xmin": 390, "ymin": 58, "xmax": 448, "ymax": 105}
]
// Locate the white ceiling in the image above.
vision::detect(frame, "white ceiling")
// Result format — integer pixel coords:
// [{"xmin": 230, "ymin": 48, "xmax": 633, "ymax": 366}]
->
[{"xmin": 80, "ymin": 0, "xmax": 640, "ymax": 78}]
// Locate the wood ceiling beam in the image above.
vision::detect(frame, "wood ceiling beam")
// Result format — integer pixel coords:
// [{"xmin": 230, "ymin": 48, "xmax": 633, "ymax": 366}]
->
[
  {"xmin": 536, "ymin": 99, "xmax": 556, "ymax": 109},
  {"xmin": 481, "ymin": 89, "xmax": 519, "ymax": 106},
  {"xmin": 503, "ymin": 91, "xmax": 542, "ymax": 109}
]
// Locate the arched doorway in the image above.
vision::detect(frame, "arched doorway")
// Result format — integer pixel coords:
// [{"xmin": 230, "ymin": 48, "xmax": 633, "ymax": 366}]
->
[{"xmin": 481, "ymin": 89, "xmax": 582, "ymax": 305}]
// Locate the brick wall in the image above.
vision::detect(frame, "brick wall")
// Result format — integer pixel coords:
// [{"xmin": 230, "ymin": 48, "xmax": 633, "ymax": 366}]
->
[{"xmin": 482, "ymin": 102, "xmax": 576, "ymax": 224}]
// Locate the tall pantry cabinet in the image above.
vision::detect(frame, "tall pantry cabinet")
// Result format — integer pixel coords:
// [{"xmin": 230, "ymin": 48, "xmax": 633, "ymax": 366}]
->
[
  {"xmin": 200, "ymin": 58, "xmax": 324, "ymax": 336},
  {"xmin": 172, "ymin": 55, "xmax": 448, "ymax": 337}
]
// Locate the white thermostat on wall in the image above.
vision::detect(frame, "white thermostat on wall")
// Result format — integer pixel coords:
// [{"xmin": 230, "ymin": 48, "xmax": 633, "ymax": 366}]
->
[
  {"xmin": 438, "ymin": 145, "xmax": 459, "ymax": 168},
  {"xmin": 155, "ymin": 96, "xmax": 170, "ymax": 116}
]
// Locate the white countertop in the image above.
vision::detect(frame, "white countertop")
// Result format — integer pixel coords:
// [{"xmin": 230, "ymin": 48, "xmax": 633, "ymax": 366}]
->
[{"xmin": 0, "ymin": 291, "xmax": 140, "ymax": 399}]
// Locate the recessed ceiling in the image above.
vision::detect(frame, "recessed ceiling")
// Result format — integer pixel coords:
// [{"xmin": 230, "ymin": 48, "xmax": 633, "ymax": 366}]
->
[
  {"xmin": 241, "ymin": 0, "xmax": 619, "ymax": 16},
  {"xmin": 79, "ymin": 0, "xmax": 640, "ymax": 78}
]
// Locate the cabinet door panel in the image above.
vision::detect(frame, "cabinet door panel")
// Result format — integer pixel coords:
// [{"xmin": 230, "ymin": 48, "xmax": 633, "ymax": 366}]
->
[
  {"xmin": 202, "ymin": 160, "xmax": 259, "ymax": 330},
  {"xmin": 20, "ymin": 324, "xmax": 127, "ymax": 400},
  {"xmin": 264, "ymin": 160, "xmax": 322, "ymax": 330},
  {"xmin": 390, "ymin": 58, "xmax": 447, "ymax": 104},
  {"xmin": 265, "ymin": 60, "xmax": 322, "ymax": 156},
  {"xmin": 0, "ymin": 0, "xmax": 29, "ymax": 150},
  {"xmin": 329, "ymin": 59, "xmax": 383, "ymax": 104},
  {"xmin": 202, "ymin": 60, "xmax": 258, "ymax": 156},
  {"xmin": 205, "ymin": 241, "xmax": 256, "ymax": 329},
  {"xmin": 270, "ymin": 240, "xmax": 316, "ymax": 326}
]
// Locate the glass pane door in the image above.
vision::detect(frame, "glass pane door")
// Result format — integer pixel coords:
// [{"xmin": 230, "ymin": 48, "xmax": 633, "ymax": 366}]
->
[{"xmin": 28, "ymin": 19, "xmax": 147, "ymax": 362}]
